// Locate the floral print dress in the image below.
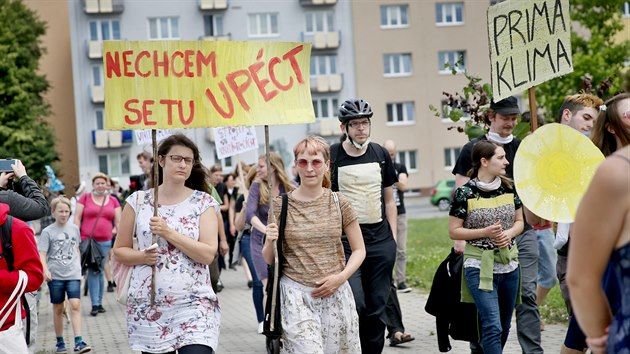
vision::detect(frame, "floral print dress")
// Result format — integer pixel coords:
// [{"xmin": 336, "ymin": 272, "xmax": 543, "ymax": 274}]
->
[{"xmin": 125, "ymin": 190, "xmax": 220, "ymax": 353}]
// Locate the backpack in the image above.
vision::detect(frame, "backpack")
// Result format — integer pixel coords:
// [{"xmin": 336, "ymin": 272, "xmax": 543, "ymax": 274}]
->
[
  {"xmin": 330, "ymin": 142, "xmax": 388, "ymax": 192},
  {"xmin": 0, "ymin": 216, "xmax": 31, "ymax": 344}
]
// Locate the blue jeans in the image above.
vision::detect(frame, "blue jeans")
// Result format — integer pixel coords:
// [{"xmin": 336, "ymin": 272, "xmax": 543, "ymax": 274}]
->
[
  {"xmin": 536, "ymin": 228, "xmax": 557, "ymax": 289},
  {"xmin": 87, "ymin": 240, "xmax": 111, "ymax": 307},
  {"xmin": 48, "ymin": 279, "xmax": 81, "ymax": 304},
  {"xmin": 465, "ymin": 267, "xmax": 519, "ymax": 354},
  {"xmin": 240, "ymin": 233, "xmax": 264, "ymax": 323}
]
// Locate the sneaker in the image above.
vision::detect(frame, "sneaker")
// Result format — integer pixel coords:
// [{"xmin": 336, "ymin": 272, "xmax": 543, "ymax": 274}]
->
[
  {"xmin": 397, "ymin": 282, "xmax": 412, "ymax": 293},
  {"xmin": 97, "ymin": 305, "xmax": 106, "ymax": 313},
  {"xmin": 56, "ymin": 342, "xmax": 68, "ymax": 354},
  {"xmin": 216, "ymin": 280, "xmax": 224, "ymax": 293},
  {"xmin": 107, "ymin": 282, "xmax": 114, "ymax": 293},
  {"xmin": 90, "ymin": 306, "xmax": 98, "ymax": 317},
  {"xmin": 257, "ymin": 321, "xmax": 264, "ymax": 334},
  {"xmin": 74, "ymin": 341, "xmax": 92, "ymax": 353}
]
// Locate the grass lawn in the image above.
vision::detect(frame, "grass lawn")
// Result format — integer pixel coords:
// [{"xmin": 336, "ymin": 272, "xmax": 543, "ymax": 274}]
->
[{"xmin": 406, "ymin": 217, "xmax": 568, "ymax": 324}]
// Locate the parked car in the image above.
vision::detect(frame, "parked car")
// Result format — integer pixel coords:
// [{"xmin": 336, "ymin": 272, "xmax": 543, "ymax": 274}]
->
[{"xmin": 430, "ymin": 179, "xmax": 456, "ymax": 211}]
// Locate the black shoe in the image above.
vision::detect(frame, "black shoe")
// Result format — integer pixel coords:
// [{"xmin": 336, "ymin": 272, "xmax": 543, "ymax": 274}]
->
[
  {"xmin": 397, "ymin": 282, "xmax": 412, "ymax": 293},
  {"xmin": 107, "ymin": 282, "xmax": 114, "ymax": 293},
  {"xmin": 97, "ymin": 305, "xmax": 106, "ymax": 313},
  {"xmin": 90, "ymin": 306, "xmax": 98, "ymax": 316},
  {"xmin": 216, "ymin": 280, "xmax": 224, "ymax": 293}
]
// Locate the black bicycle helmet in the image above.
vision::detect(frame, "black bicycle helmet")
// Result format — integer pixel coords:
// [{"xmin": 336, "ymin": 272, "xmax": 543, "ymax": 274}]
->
[{"xmin": 338, "ymin": 98, "xmax": 373, "ymax": 123}]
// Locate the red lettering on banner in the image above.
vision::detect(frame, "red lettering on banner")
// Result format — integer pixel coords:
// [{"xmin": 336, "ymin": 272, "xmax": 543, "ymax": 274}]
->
[
  {"xmin": 226, "ymin": 70, "xmax": 252, "ymax": 112},
  {"xmin": 268, "ymin": 57, "xmax": 292, "ymax": 91},
  {"xmin": 105, "ymin": 51, "xmax": 120, "ymax": 78},
  {"xmin": 122, "ymin": 50, "xmax": 135, "ymax": 77},
  {"xmin": 135, "ymin": 51, "xmax": 151, "ymax": 77},
  {"xmin": 124, "ymin": 99, "xmax": 141, "ymax": 124},
  {"xmin": 142, "ymin": 100, "xmax": 156, "ymax": 125},
  {"xmin": 171, "ymin": 51, "xmax": 184, "ymax": 78}
]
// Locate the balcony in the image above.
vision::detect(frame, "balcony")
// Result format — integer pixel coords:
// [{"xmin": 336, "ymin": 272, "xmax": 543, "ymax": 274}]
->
[
  {"xmin": 90, "ymin": 85, "xmax": 104, "ymax": 103},
  {"xmin": 200, "ymin": 33, "xmax": 231, "ymax": 41},
  {"xmin": 92, "ymin": 130, "xmax": 133, "ymax": 148},
  {"xmin": 84, "ymin": 0, "xmax": 124, "ymax": 14},
  {"xmin": 308, "ymin": 119, "xmax": 339, "ymax": 137},
  {"xmin": 300, "ymin": 0, "xmax": 337, "ymax": 6},
  {"xmin": 199, "ymin": 0, "xmax": 228, "ymax": 10},
  {"xmin": 302, "ymin": 31, "xmax": 340, "ymax": 50},
  {"xmin": 310, "ymin": 74, "xmax": 343, "ymax": 93},
  {"xmin": 87, "ymin": 40, "xmax": 102, "ymax": 59}
]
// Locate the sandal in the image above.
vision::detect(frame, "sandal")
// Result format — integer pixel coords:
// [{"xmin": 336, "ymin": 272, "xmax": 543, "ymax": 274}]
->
[{"xmin": 389, "ymin": 331, "xmax": 415, "ymax": 346}]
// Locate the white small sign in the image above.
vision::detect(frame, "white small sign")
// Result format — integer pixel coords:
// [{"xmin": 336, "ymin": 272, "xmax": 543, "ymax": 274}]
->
[
  {"xmin": 213, "ymin": 126, "xmax": 258, "ymax": 159},
  {"xmin": 134, "ymin": 129, "xmax": 174, "ymax": 145}
]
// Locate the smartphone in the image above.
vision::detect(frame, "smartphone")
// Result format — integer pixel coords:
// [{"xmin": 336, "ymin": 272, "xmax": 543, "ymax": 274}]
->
[
  {"xmin": 144, "ymin": 243, "xmax": 158, "ymax": 252},
  {"xmin": 0, "ymin": 159, "xmax": 17, "ymax": 173}
]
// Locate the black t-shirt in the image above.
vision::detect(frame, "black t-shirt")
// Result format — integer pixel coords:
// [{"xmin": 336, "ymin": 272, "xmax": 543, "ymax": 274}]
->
[
  {"xmin": 393, "ymin": 162, "xmax": 408, "ymax": 215},
  {"xmin": 235, "ymin": 193, "xmax": 245, "ymax": 213},
  {"xmin": 215, "ymin": 182, "xmax": 228, "ymax": 219},
  {"xmin": 451, "ymin": 135, "xmax": 531, "ymax": 231},
  {"xmin": 331, "ymin": 142, "xmax": 398, "ymax": 243}
]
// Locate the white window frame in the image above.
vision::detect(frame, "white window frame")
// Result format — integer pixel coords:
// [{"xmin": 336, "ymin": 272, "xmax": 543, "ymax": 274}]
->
[
  {"xmin": 440, "ymin": 100, "xmax": 471, "ymax": 122},
  {"xmin": 89, "ymin": 19, "xmax": 121, "ymax": 41},
  {"xmin": 92, "ymin": 65, "xmax": 103, "ymax": 86},
  {"xmin": 310, "ymin": 55, "xmax": 337, "ymax": 76},
  {"xmin": 397, "ymin": 150, "xmax": 418, "ymax": 172},
  {"xmin": 305, "ymin": 11, "xmax": 335, "ymax": 34},
  {"xmin": 148, "ymin": 17, "xmax": 180, "ymax": 40},
  {"xmin": 203, "ymin": 14, "xmax": 224, "ymax": 36},
  {"xmin": 386, "ymin": 102, "xmax": 415, "ymax": 125},
  {"xmin": 438, "ymin": 50, "xmax": 466, "ymax": 74},
  {"xmin": 248, "ymin": 13, "xmax": 279, "ymax": 38},
  {"xmin": 313, "ymin": 97, "xmax": 339, "ymax": 120},
  {"xmin": 98, "ymin": 153, "xmax": 130, "ymax": 176},
  {"xmin": 436, "ymin": 3, "xmax": 464, "ymax": 26},
  {"xmin": 444, "ymin": 147, "xmax": 462, "ymax": 170},
  {"xmin": 95, "ymin": 109, "xmax": 104, "ymax": 130},
  {"xmin": 383, "ymin": 53, "xmax": 412, "ymax": 77},
  {"xmin": 624, "ymin": 2, "xmax": 630, "ymax": 17},
  {"xmin": 380, "ymin": 4, "xmax": 409, "ymax": 29}
]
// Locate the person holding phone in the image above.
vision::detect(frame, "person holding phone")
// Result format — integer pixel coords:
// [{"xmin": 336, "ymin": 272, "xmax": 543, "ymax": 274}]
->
[{"xmin": 0, "ymin": 159, "xmax": 49, "ymax": 221}]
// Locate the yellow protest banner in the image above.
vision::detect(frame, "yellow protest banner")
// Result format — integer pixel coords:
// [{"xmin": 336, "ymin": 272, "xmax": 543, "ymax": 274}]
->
[
  {"xmin": 487, "ymin": 0, "xmax": 573, "ymax": 101},
  {"xmin": 103, "ymin": 41, "xmax": 315, "ymax": 130}
]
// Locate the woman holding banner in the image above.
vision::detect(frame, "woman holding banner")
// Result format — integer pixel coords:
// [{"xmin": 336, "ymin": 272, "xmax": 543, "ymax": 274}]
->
[
  {"xmin": 568, "ymin": 92, "xmax": 630, "ymax": 354},
  {"xmin": 113, "ymin": 134, "xmax": 221, "ymax": 354},
  {"xmin": 448, "ymin": 140, "xmax": 524, "ymax": 354},
  {"xmin": 264, "ymin": 136, "xmax": 364, "ymax": 353},
  {"xmin": 245, "ymin": 152, "xmax": 294, "ymax": 285}
]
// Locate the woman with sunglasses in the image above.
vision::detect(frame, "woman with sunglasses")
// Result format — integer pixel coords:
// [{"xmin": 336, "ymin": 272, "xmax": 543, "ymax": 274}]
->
[
  {"xmin": 568, "ymin": 92, "xmax": 630, "ymax": 354},
  {"xmin": 448, "ymin": 140, "xmax": 524, "ymax": 354},
  {"xmin": 264, "ymin": 136, "xmax": 365, "ymax": 353},
  {"xmin": 113, "ymin": 134, "xmax": 221, "ymax": 354}
]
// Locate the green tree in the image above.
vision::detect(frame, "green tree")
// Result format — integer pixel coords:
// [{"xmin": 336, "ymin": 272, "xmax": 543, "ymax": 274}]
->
[
  {"xmin": 0, "ymin": 0, "xmax": 57, "ymax": 183},
  {"xmin": 537, "ymin": 0, "xmax": 629, "ymax": 119}
]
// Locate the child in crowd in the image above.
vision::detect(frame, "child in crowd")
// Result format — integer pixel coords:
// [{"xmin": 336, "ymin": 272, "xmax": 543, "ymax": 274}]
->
[{"xmin": 38, "ymin": 196, "xmax": 91, "ymax": 354}]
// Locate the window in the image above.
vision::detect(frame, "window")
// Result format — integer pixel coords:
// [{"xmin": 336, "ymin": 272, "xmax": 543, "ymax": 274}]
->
[
  {"xmin": 380, "ymin": 5, "xmax": 409, "ymax": 28},
  {"xmin": 397, "ymin": 150, "xmax": 418, "ymax": 172},
  {"xmin": 305, "ymin": 11, "xmax": 334, "ymax": 33},
  {"xmin": 203, "ymin": 14, "xmax": 224, "ymax": 36},
  {"xmin": 96, "ymin": 109, "xmax": 104, "ymax": 129},
  {"xmin": 624, "ymin": 2, "xmax": 630, "ymax": 17},
  {"xmin": 383, "ymin": 54, "xmax": 412, "ymax": 76},
  {"xmin": 310, "ymin": 55, "xmax": 337, "ymax": 76},
  {"xmin": 148, "ymin": 17, "xmax": 179, "ymax": 40},
  {"xmin": 89, "ymin": 20, "xmax": 120, "ymax": 41},
  {"xmin": 98, "ymin": 153, "xmax": 130, "ymax": 176},
  {"xmin": 440, "ymin": 100, "xmax": 470, "ymax": 122},
  {"xmin": 313, "ymin": 97, "xmax": 339, "ymax": 119},
  {"xmin": 386, "ymin": 102, "xmax": 415, "ymax": 124},
  {"xmin": 438, "ymin": 50, "xmax": 466, "ymax": 73},
  {"xmin": 444, "ymin": 147, "xmax": 462, "ymax": 169},
  {"xmin": 248, "ymin": 13, "xmax": 278, "ymax": 37},
  {"xmin": 435, "ymin": 3, "xmax": 464, "ymax": 25},
  {"xmin": 92, "ymin": 65, "xmax": 103, "ymax": 86}
]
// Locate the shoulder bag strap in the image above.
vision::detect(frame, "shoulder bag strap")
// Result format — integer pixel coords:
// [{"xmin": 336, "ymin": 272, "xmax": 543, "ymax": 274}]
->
[
  {"xmin": 0, "ymin": 270, "xmax": 27, "ymax": 328},
  {"xmin": 88, "ymin": 195, "xmax": 108, "ymax": 239},
  {"xmin": 132, "ymin": 191, "xmax": 145, "ymax": 250},
  {"xmin": 277, "ymin": 194, "xmax": 288, "ymax": 267}
]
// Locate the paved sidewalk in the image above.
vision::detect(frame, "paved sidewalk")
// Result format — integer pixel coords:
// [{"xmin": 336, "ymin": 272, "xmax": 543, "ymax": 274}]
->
[{"xmin": 35, "ymin": 268, "xmax": 568, "ymax": 353}]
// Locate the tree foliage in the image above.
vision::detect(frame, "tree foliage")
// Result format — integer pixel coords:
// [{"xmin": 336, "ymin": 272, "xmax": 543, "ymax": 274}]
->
[{"xmin": 0, "ymin": 0, "xmax": 57, "ymax": 183}]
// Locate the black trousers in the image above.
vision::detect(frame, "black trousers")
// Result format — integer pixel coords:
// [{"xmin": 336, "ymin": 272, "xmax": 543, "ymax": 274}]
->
[
  {"xmin": 385, "ymin": 283, "xmax": 405, "ymax": 337},
  {"xmin": 344, "ymin": 237, "xmax": 396, "ymax": 354}
]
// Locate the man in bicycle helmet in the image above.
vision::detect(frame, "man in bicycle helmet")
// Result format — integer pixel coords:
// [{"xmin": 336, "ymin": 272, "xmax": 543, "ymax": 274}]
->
[{"xmin": 338, "ymin": 98, "xmax": 374, "ymax": 150}]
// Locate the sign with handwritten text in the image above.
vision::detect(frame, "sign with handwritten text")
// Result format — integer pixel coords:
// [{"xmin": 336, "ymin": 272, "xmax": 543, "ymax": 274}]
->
[
  {"xmin": 488, "ymin": 0, "xmax": 573, "ymax": 101},
  {"xmin": 134, "ymin": 129, "xmax": 174, "ymax": 145},
  {"xmin": 104, "ymin": 41, "xmax": 315, "ymax": 130},
  {"xmin": 213, "ymin": 126, "xmax": 258, "ymax": 159}
]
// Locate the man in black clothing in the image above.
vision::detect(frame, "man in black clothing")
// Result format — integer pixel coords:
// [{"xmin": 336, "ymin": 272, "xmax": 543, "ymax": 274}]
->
[
  {"xmin": 451, "ymin": 96, "xmax": 542, "ymax": 354},
  {"xmin": 331, "ymin": 98, "xmax": 398, "ymax": 354}
]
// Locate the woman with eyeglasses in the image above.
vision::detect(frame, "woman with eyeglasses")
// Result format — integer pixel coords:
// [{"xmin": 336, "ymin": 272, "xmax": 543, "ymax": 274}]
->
[
  {"xmin": 264, "ymin": 136, "xmax": 365, "ymax": 353},
  {"xmin": 113, "ymin": 134, "xmax": 221, "ymax": 354}
]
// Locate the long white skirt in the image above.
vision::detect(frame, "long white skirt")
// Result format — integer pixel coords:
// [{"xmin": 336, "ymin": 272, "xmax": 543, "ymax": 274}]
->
[{"xmin": 279, "ymin": 276, "xmax": 361, "ymax": 354}]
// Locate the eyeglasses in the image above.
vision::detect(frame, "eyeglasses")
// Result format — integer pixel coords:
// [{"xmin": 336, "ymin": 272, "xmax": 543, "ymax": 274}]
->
[
  {"xmin": 296, "ymin": 158, "xmax": 324, "ymax": 169},
  {"xmin": 348, "ymin": 120, "xmax": 370, "ymax": 129},
  {"xmin": 166, "ymin": 155, "xmax": 195, "ymax": 165}
]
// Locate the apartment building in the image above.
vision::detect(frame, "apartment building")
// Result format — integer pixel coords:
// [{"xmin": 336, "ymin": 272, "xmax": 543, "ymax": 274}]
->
[{"xmin": 67, "ymin": 0, "xmax": 355, "ymax": 186}]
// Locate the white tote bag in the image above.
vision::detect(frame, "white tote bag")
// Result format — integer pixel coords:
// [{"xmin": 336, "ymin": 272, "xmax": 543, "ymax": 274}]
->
[{"xmin": 0, "ymin": 270, "xmax": 28, "ymax": 354}]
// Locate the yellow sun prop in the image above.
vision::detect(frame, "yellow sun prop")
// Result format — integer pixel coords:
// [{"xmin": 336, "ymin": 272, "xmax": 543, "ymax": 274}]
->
[{"xmin": 514, "ymin": 123, "xmax": 605, "ymax": 223}]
